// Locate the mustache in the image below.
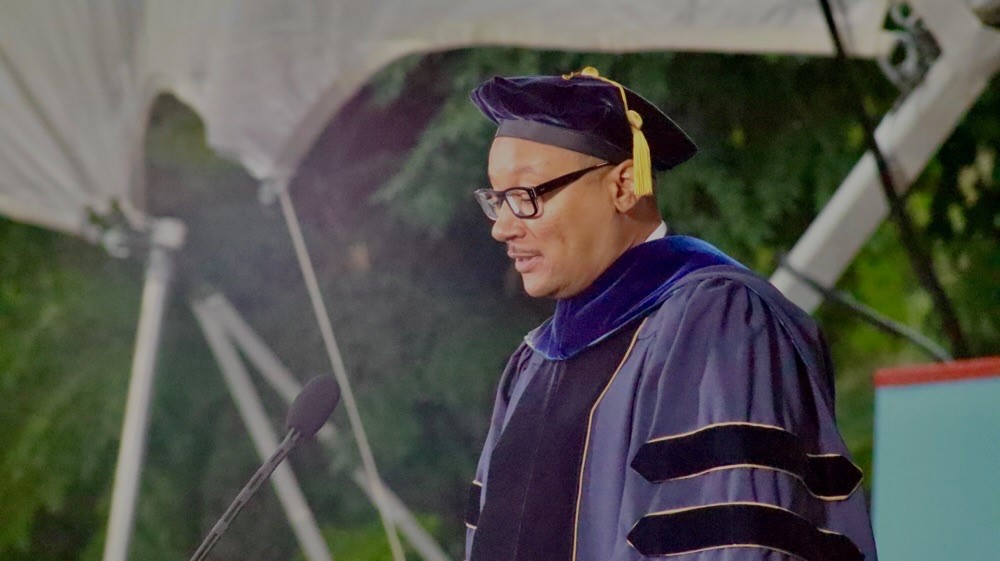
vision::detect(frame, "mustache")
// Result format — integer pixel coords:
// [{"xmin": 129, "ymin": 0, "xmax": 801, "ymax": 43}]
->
[{"xmin": 506, "ymin": 245, "xmax": 540, "ymax": 258}]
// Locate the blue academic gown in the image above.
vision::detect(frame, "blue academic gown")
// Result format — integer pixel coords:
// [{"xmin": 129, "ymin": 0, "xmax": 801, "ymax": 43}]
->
[{"xmin": 465, "ymin": 236, "xmax": 878, "ymax": 561}]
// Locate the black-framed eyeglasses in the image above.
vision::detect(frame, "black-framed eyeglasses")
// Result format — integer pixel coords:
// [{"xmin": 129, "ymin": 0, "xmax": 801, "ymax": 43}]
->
[{"xmin": 474, "ymin": 162, "xmax": 613, "ymax": 220}]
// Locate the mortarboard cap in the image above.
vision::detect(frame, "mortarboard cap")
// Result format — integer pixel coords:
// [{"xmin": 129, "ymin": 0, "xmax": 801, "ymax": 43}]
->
[{"xmin": 470, "ymin": 67, "xmax": 697, "ymax": 197}]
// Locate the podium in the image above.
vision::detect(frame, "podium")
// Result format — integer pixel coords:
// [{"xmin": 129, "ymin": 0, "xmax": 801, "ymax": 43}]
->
[{"xmin": 872, "ymin": 356, "xmax": 1000, "ymax": 561}]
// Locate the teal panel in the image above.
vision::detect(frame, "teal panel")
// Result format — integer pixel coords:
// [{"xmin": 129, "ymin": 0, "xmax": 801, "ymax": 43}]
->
[{"xmin": 873, "ymin": 376, "xmax": 1000, "ymax": 561}]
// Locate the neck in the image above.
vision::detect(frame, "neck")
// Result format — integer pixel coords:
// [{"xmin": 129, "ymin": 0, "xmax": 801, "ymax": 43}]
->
[
  {"xmin": 637, "ymin": 221, "xmax": 661, "ymax": 242},
  {"xmin": 623, "ymin": 218, "xmax": 663, "ymax": 251},
  {"xmin": 527, "ymin": 235, "xmax": 743, "ymax": 360},
  {"xmin": 624, "ymin": 197, "xmax": 663, "ymax": 249}
]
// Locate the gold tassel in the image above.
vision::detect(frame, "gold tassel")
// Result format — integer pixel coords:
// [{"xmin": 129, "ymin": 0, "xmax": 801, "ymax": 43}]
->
[
  {"xmin": 627, "ymin": 110, "xmax": 654, "ymax": 197},
  {"xmin": 563, "ymin": 67, "xmax": 654, "ymax": 197}
]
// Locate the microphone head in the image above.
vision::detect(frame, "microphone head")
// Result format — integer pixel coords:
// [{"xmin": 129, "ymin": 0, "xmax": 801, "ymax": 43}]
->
[{"xmin": 286, "ymin": 376, "xmax": 341, "ymax": 437}]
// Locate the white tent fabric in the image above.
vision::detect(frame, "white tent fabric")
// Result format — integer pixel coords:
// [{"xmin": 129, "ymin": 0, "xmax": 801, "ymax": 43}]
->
[
  {"xmin": 0, "ymin": 2, "xmax": 145, "ymax": 239},
  {"xmin": 0, "ymin": 0, "xmax": 893, "ymax": 240}
]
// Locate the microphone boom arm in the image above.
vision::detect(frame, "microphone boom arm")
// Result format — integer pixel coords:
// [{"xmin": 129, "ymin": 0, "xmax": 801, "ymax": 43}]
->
[{"xmin": 188, "ymin": 429, "xmax": 302, "ymax": 561}]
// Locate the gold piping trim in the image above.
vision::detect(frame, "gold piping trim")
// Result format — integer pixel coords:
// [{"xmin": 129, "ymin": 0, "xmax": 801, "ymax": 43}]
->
[
  {"xmin": 571, "ymin": 317, "xmax": 648, "ymax": 561},
  {"xmin": 627, "ymin": 542, "xmax": 828, "ymax": 561},
  {"xmin": 646, "ymin": 421, "xmax": 795, "ymax": 443},
  {"xmin": 626, "ymin": 500, "xmax": 856, "ymax": 561},
  {"xmin": 650, "ymin": 463, "xmax": 860, "ymax": 502},
  {"xmin": 642, "ymin": 499, "xmax": 806, "ymax": 518},
  {"xmin": 640, "ymin": 421, "xmax": 863, "ymax": 501}
]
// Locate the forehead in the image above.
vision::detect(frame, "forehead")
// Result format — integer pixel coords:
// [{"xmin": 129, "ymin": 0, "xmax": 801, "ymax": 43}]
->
[{"xmin": 487, "ymin": 137, "xmax": 586, "ymax": 180}]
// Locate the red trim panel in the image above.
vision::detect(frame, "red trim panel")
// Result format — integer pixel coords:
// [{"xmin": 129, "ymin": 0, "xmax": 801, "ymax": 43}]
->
[{"xmin": 874, "ymin": 356, "xmax": 1000, "ymax": 387}]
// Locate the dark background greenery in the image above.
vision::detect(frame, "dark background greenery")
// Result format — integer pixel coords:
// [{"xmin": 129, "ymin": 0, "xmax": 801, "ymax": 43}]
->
[{"xmin": 1, "ymin": 49, "xmax": 997, "ymax": 560}]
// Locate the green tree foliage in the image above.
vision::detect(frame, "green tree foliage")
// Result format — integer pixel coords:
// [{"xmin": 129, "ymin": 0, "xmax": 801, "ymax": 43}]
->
[
  {"xmin": 0, "ymin": 221, "xmax": 140, "ymax": 559},
  {"xmin": 297, "ymin": 515, "xmax": 442, "ymax": 561}
]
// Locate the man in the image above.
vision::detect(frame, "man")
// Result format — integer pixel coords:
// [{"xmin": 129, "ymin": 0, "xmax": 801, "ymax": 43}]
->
[{"xmin": 463, "ymin": 67, "xmax": 878, "ymax": 561}]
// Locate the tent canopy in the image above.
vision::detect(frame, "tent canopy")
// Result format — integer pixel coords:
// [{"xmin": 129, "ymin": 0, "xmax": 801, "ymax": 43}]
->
[{"xmin": 0, "ymin": 0, "xmax": 895, "ymax": 240}]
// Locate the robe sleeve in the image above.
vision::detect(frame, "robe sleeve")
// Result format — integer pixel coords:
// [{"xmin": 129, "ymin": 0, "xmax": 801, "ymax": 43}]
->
[{"xmin": 611, "ymin": 275, "xmax": 878, "ymax": 561}]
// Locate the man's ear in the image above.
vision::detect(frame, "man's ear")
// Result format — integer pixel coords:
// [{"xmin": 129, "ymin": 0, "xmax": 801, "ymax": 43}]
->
[{"xmin": 608, "ymin": 159, "xmax": 641, "ymax": 213}]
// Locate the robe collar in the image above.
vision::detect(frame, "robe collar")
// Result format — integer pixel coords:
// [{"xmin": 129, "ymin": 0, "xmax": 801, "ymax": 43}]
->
[{"xmin": 525, "ymin": 235, "xmax": 743, "ymax": 361}]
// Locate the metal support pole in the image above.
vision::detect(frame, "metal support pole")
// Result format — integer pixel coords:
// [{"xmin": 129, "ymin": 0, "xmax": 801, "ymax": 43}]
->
[
  {"xmin": 191, "ymin": 300, "xmax": 333, "ymax": 561},
  {"xmin": 769, "ymin": 4, "xmax": 1000, "ymax": 312},
  {"xmin": 277, "ymin": 187, "xmax": 406, "ymax": 561},
  {"xmin": 779, "ymin": 258, "xmax": 952, "ymax": 362},
  {"xmin": 198, "ymin": 290, "xmax": 453, "ymax": 561},
  {"xmin": 102, "ymin": 218, "xmax": 186, "ymax": 561}
]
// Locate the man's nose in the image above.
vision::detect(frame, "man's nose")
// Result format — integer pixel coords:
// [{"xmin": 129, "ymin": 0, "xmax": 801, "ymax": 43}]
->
[{"xmin": 491, "ymin": 202, "xmax": 523, "ymax": 242}]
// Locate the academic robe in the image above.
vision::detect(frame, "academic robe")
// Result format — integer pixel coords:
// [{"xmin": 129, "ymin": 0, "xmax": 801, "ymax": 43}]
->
[{"xmin": 465, "ymin": 235, "xmax": 878, "ymax": 561}]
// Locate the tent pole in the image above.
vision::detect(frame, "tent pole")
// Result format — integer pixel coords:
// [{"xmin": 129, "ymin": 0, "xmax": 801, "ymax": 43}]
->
[
  {"xmin": 769, "ymin": 3, "xmax": 1000, "ymax": 312},
  {"xmin": 276, "ymin": 186, "xmax": 406, "ymax": 561},
  {"xmin": 102, "ymin": 218, "xmax": 186, "ymax": 561},
  {"xmin": 191, "ymin": 300, "xmax": 332, "ymax": 561},
  {"xmin": 199, "ymin": 290, "xmax": 453, "ymax": 561}
]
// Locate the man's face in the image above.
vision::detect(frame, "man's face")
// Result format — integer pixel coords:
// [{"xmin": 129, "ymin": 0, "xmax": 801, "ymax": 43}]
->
[{"xmin": 487, "ymin": 137, "xmax": 623, "ymax": 299}]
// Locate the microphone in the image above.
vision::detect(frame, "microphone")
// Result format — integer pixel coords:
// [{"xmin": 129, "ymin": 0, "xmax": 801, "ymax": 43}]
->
[{"xmin": 188, "ymin": 376, "xmax": 341, "ymax": 561}]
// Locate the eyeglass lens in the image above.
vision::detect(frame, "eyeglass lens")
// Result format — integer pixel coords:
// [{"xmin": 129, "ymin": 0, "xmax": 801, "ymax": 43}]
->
[{"xmin": 476, "ymin": 188, "xmax": 538, "ymax": 220}]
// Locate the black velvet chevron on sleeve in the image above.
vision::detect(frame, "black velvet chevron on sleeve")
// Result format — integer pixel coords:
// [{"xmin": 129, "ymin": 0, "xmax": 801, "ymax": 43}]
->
[
  {"xmin": 465, "ymin": 481, "xmax": 483, "ymax": 529},
  {"xmin": 627, "ymin": 503, "xmax": 863, "ymax": 561},
  {"xmin": 630, "ymin": 423, "xmax": 862, "ymax": 500}
]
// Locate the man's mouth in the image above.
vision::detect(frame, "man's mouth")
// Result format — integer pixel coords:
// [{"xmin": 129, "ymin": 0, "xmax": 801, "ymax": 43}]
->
[{"xmin": 508, "ymin": 250, "xmax": 542, "ymax": 273}]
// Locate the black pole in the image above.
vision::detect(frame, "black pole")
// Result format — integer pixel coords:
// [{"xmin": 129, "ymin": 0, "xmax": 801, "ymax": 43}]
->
[
  {"xmin": 780, "ymin": 258, "xmax": 952, "ymax": 362},
  {"xmin": 816, "ymin": 0, "xmax": 969, "ymax": 358}
]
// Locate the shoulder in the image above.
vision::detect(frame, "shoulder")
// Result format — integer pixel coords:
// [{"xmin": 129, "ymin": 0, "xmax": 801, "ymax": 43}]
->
[
  {"xmin": 666, "ymin": 264, "xmax": 801, "ymax": 313},
  {"xmin": 648, "ymin": 265, "xmax": 780, "ymax": 322},
  {"xmin": 638, "ymin": 264, "xmax": 836, "ymax": 401},
  {"xmin": 643, "ymin": 265, "xmax": 826, "ymax": 362}
]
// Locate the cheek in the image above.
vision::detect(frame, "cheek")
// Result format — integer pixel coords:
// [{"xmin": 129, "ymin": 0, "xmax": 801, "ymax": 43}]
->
[
  {"xmin": 523, "ymin": 219, "xmax": 563, "ymax": 261},
  {"xmin": 549, "ymin": 197, "xmax": 610, "ymax": 250},
  {"xmin": 527, "ymin": 201, "xmax": 604, "ymax": 268}
]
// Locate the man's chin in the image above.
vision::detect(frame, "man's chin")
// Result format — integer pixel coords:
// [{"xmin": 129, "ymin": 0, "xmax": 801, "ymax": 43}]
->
[
  {"xmin": 521, "ymin": 275, "xmax": 553, "ymax": 299},
  {"xmin": 521, "ymin": 275, "xmax": 567, "ymax": 299},
  {"xmin": 521, "ymin": 284, "xmax": 549, "ymax": 299}
]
